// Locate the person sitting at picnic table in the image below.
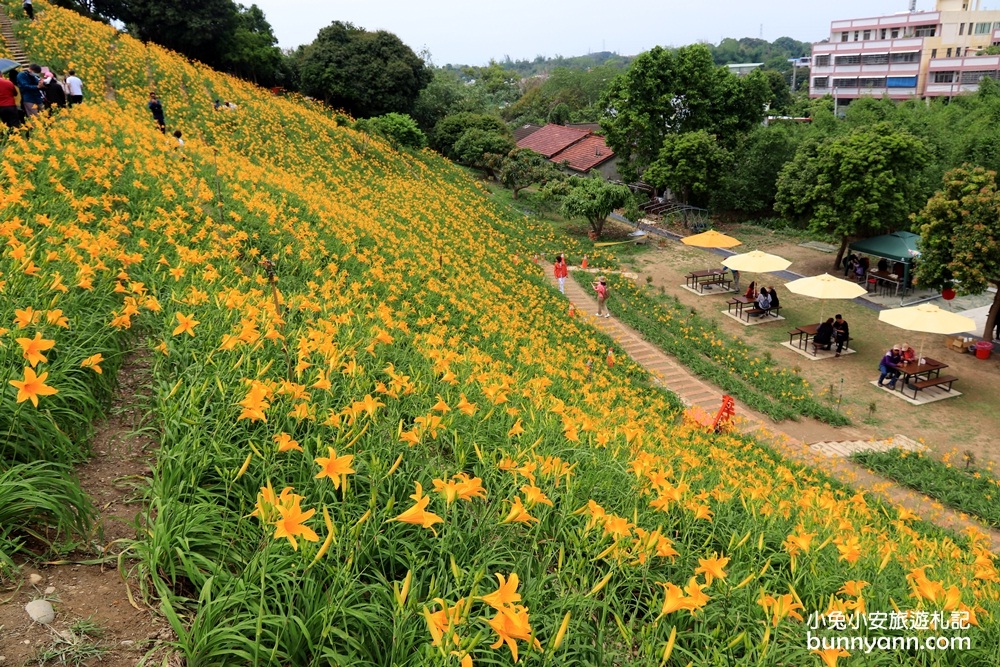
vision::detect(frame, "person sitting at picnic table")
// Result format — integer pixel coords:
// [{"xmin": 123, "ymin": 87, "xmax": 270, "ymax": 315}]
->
[
  {"xmin": 832, "ymin": 314, "xmax": 850, "ymax": 357},
  {"xmin": 813, "ymin": 317, "xmax": 835, "ymax": 351},
  {"xmin": 842, "ymin": 253, "xmax": 858, "ymax": 277},
  {"xmin": 877, "ymin": 258, "xmax": 889, "ymax": 272},
  {"xmin": 878, "ymin": 345, "xmax": 904, "ymax": 389},
  {"xmin": 899, "ymin": 343, "xmax": 916, "ymax": 363},
  {"xmin": 744, "ymin": 281, "xmax": 757, "ymax": 300},
  {"xmin": 753, "ymin": 288, "xmax": 771, "ymax": 316},
  {"xmin": 766, "ymin": 286, "xmax": 780, "ymax": 311}
]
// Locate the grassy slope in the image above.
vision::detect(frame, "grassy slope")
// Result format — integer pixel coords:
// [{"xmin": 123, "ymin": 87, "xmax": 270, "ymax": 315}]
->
[{"xmin": 0, "ymin": 2, "xmax": 997, "ymax": 665}]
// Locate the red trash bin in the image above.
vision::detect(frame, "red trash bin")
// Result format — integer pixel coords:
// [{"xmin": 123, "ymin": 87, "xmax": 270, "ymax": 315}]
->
[{"xmin": 975, "ymin": 340, "xmax": 993, "ymax": 359}]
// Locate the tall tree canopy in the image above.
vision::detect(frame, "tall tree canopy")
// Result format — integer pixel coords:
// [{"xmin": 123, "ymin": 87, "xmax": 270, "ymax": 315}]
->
[
  {"xmin": 775, "ymin": 124, "xmax": 930, "ymax": 267},
  {"xmin": 115, "ymin": 0, "xmax": 241, "ymax": 69},
  {"xmin": 914, "ymin": 166, "xmax": 1000, "ymax": 339},
  {"xmin": 296, "ymin": 22, "xmax": 431, "ymax": 118},
  {"xmin": 599, "ymin": 44, "xmax": 771, "ymax": 182},
  {"xmin": 560, "ymin": 176, "xmax": 634, "ymax": 238},
  {"xmin": 643, "ymin": 131, "xmax": 729, "ymax": 206}
]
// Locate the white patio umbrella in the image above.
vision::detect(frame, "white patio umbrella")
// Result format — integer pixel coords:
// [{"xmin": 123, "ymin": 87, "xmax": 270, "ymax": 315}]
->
[{"xmin": 721, "ymin": 250, "xmax": 791, "ymax": 274}]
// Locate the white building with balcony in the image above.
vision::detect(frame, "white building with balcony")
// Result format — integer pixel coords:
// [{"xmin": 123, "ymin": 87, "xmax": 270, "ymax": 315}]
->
[{"xmin": 810, "ymin": 0, "xmax": 1000, "ymax": 102}]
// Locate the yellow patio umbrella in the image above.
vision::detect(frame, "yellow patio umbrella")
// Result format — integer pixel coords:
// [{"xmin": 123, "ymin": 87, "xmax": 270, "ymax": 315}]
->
[
  {"xmin": 785, "ymin": 273, "xmax": 868, "ymax": 300},
  {"xmin": 878, "ymin": 302, "xmax": 977, "ymax": 361},
  {"xmin": 878, "ymin": 303, "xmax": 976, "ymax": 335},
  {"xmin": 681, "ymin": 230, "xmax": 742, "ymax": 249},
  {"xmin": 785, "ymin": 273, "xmax": 868, "ymax": 323},
  {"xmin": 721, "ymin": 250, "xmax": 791, "ymax": 273}
]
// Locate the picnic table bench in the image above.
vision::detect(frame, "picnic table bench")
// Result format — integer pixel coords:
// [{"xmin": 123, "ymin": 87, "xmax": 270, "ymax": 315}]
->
[
  {"xmin": 686, "ymin": 269, "xmax": 732, "ymax": 294},
  {"xmin": 741, "ymin": 304, "xmax": 781, "ymax": 322},
  {"xmin": 904, "ymin": 375, "xmax": 958, "ymax": 399},
  {"xmin": 788, "ymin": 323, "xmax": 850, "ymax": 355}
]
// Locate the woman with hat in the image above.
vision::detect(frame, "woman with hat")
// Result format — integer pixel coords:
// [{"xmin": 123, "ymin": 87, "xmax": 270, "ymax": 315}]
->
[{"xmin": 593, "ymin": 276, "xmax": 610, "ymax": 318}]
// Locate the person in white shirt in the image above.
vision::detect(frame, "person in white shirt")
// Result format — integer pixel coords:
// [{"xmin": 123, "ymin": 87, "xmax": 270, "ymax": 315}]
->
[{"xmin": 65, "ymin": 70, "xmax": 83, "ymax": 106}]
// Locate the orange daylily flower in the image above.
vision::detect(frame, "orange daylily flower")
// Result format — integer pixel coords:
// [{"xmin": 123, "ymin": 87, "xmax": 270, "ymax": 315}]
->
[
  {"xmin": 314, "ymin": 447, "xmax": 355, "ymax": 489},
  {"xmin": 272, "ymin": 501, "xmax": 319, "ymax": 550},
  {"xmin": 80, "ymin": 353, "xmax": 104, "ymax": 374},
  {"xmin": 17, "ymin": 332, "xmax": 56, "ymax": 367},
  {"xmin": 393, "ymin": 482, "xmax": 444, "ymax": 532},
  {"xmin": 172, "ymin": 312, "xmax": 200, "ymax": 336},
  {"xmin": 10, "ymin": 367, "xmax": 59, "ymax": 407}
]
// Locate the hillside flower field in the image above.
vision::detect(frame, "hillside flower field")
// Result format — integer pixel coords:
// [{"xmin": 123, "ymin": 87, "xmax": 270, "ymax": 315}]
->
[{"xmin": 0, "ymin": 2, "xmax": 997, "ymax": 665}]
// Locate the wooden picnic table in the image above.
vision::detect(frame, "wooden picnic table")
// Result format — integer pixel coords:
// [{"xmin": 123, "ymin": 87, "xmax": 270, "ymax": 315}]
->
[
  {"xmin": 727, "ymin": 295, "xmax": 753, "ymax": 319},
  {"xmin": 868, "ymin": 270, "xmax": 904, "ymax": 297},
  {"xmin": 686, "ymin": 269, "xmax": 732, "ymax": 294},
  {"xmin": 788, "ymin": 323, "xmax": 821, "ymax": 351},
  {"xmin": 887, "ymin": 357, "xmax": 959, "ymax": 399}
]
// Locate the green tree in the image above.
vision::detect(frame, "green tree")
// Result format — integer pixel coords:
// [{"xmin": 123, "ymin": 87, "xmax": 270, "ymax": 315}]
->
[
  {"xmin": 775, "ymin": 124, "xmax": 930, "ymax": 268},
  {"xmin": 354, "ymin": 113, "xmax": 426, "ymax": 149},
  {"xmin": 487, "ymin": 148, "xmax": 556, "ymax": 199},
  {"xmin": 643, "ymin": 131, "xmax": 729, "ymax": 206},
  {"xmin": 453, "ymin": 129, "xmax": 516, "ymax": 177},
  {"xmin": 914, "ymin": 166, "xmax": 1000, "ymax": 339},
  {"xmin": 560, "ymin": 175, "xmax": 634, "ymax": 237},
  {"xmin": 221, "ymin": 4, "xmax": 285, "ymax": 87},
  {"xmin": 116, "ymin": 0, "xmax": 240, "ymax": 68},
  {"xmin": 600, "ymin": 44, "xmax": 770, "ymax": 182},
  {"xmin": 296, "ymin": 22, "xmax": 431, "ymax": 118},
  {"xmin": 412, "ymin": 69, "xmax": 478, "ymax": 132},
  {"xmin": 714, "ymin": 122, "xmax": 808, "ymax": 216},
  {"xmin": 548, "ymin": 102, "xmax": 571, "ymax": 125},
  {"xmin": 430, "ymin": 113, "xmax": 509, "ymax": 159}
]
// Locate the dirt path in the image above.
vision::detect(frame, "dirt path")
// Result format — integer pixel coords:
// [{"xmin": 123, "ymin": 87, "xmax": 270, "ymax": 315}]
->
[
  {"xmin": 0, "ymin": 350, "xmax": 176, "ymax": 667},
  {"xmin": 556, "ymin": 268, "xmax": 1000, "ymax": 552}
]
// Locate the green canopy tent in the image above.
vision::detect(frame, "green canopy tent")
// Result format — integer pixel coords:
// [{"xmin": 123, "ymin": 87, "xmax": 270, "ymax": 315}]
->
[{"xmin": 848, "ymin": 231, "xmax": 921, "ymax": 294}]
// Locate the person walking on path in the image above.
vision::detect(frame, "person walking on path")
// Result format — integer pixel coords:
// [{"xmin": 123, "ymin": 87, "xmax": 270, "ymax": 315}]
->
[
  {"xmin": 0, "ymin": 74, "xmax": 21, "ymax": 128},
  {"xmin": 147, "ymin": 92, "xmax": 166, "ymax": 133},
  {"xmin": 40, "ymin": 69, "xmax": 65, "ymax": 109},
  {"xmin": 23, "ymin": 0, "xmax": 34, "ymax": 20},
  {"xmin": 16, "ymin": 64, "xmax": 43, "ymax": 118},
  {"xmin": 833, "ymin": 314, "xmax": 850, "ymax": 357},
  {"xmin": 554, "ymin": 254, "xmax": 568, "ymax": 294},
  {"xmin": 593, "ymin": 276, "xmax": 610, "ymax": 318},
  {"xmin": 64, "ymin": 70, "xmax": 83, "ymax": 106}
]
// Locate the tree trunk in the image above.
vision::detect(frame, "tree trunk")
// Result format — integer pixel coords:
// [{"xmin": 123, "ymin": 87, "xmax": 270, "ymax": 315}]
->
[
  {"xmin": 833, "ymin": 236, "xmax": 850, "ymax": 272},
  {"xmin": 590, "ymin": 217, "xmax": 605, "ymax": 238},
  {"xmin": 512, "ymin": 186, "xmax": 521, "ymax": 200},
  {"xmin": 984, "ymin": 280, "xmax": 1000, "ymax": 341}
]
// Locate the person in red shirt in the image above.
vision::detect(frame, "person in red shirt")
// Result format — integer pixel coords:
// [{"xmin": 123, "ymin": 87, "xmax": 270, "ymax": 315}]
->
[
  {"xmin": 554, "ymin": 254, "xmax": 568, "ymax": 294},
  {"xmin": 0, "ymin": 74, "xmax": 21, "ymax": 128},
  {"xmin": 593, "ymin": 276, "xmax": 610, "ymax": 318}
]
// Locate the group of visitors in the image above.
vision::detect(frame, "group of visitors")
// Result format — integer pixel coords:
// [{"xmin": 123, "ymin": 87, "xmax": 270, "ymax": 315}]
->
[
  {"xmin": 811, "ymin": 314, "xmax": 851, "ymax": 357},
  {"xmin": 0, "ymin": 63, "xmax": 84, "ymax": 129},
  {"xmin": 744, "ymin": 282, "xmax": 780, "ymax": 317},
  {"xmin": 877, "ymin": 343, "xmax": 917, "ymax": 389}
]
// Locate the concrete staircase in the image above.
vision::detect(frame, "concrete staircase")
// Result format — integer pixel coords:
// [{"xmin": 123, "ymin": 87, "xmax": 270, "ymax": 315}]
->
[
  {"xmin": 809, "ymin": 434, "xmax": 925, "ymax": 458},
  {"xmin": 0, "ymin": 8, "xmax": 30, "ymax": 67}
]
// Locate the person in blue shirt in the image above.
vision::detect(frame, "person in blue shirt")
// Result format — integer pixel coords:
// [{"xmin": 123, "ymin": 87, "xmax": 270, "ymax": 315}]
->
[
  {"xmin": 16, "ymin": 64, "xmax": 43, "ymax": 117},
  {"xmin": 878, "ymin": 346, "xmax": 903, "ymax": 389}
]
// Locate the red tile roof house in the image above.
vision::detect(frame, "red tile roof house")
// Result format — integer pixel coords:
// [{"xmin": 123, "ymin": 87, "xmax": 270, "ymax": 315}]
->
[{"xmin": 515, "ymin": 123, "xmax": 619, "ymax": 180}]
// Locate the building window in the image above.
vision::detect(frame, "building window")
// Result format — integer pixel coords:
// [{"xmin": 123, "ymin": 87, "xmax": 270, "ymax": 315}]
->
[
  {"xmin": 890, "ymin": 52, "xmax": 920, "ymax": 63},
  {"xmin": 880, "ymin": 29, "xmax": 887, "ymax": 39},
  {"xmin": 960, "ymin": 22, "xmax": 965, "ymax": 36},
  {"xmin": 833, "ymin": 77, "xmax": 859, "ymax": 87},
  {"xmin": 813, "ymin": 77, "xmax": 829, "ymax": 89},
  {"xmin": 914, "ymin": 25, "xmax": 937, "ymax": 37},
  {"xmin": 862, "ymin": 53, "xmax": 889, "ymax": 65},
  {"xmin": 933, "ymin": 71, "xmax": 955, "ymax": 83},
  {"xmin": 931, "ymin": 49, "xmax": 938, "ymax": 58},
  {"xmin": 841, "ymin": 32, "xmax": 849, "ymax": 42},
  {"xmin": 994, "ymin": 22, "xmax": 1000, "ymax": 30},
  {"xmin": 891, "ymin": 28, "xmax": 900, "ymax": 38},
  {"xmin": 834, "ymin": 54, "xmax": 862, "ymax": 66},
  {"xmin": 947, "ymin": 48, "xmax": 953, "ymax": 57},
  {"xmin": 863, "ymin": 30, "xmax": 872, "ymax": 40},
  {"xmin": 887, "ymin": 76, "xmax": 917, "ymax": 87},
  {"xmin": 854, "ymin": 31, "xmax": 860, "ymax": 41},
  {"xmin": 960, "ymin": 70, "xmax": 1000, "ymax": 84},
  {"xmin": 814, "ymin": 55, "xmax": 831, "ymax": 67},
  {"xmin": 976, "ymin": 22, "xmax": 992, "ymax": 35},
  {"xmin": 858, "ymin": 77, "xmax": 887, "ymax": 88}
]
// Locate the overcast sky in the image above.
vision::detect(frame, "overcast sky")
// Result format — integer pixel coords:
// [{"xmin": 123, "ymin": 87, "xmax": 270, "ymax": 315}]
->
[{"xmin": 248, "ymin": 0, "xmax": 978, "ymax": 66}]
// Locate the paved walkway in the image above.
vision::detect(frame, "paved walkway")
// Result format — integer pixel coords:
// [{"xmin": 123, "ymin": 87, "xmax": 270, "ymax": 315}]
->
[{"xmin": 555, "ymin": 269, "xmax": 1000, "ymax": 551}]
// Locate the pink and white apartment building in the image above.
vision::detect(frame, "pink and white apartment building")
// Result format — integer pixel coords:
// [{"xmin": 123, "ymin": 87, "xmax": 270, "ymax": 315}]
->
[{"xmin": 810, "ymin": 0, "xmax": 1000, "ymax": 101}]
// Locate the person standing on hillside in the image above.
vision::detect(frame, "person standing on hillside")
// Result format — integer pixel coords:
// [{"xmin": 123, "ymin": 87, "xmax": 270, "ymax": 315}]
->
[
  {"xmin": 147, "ymin": 92, "xmax": 166, "ymax": 133},
  {"xmin": 593, "ymin": 276, "xmax": 610, "ymax": 318},
  {"xmin": 554, "ymin": 254, "xmax": 568, "ymax": 294},
  {"xmin": 23, "ymin": 0, "xmax": 33, "ymax": 20},
  {"xmin": 40, "ymin": 69, "xmax": 66, "ymax": 109},
  {"xmin": 16, "ymin": 64, "xmax": 43, "ymax": 118},
  {"xmin": 65, "ymin": 70, "xmax": 83, "ymax": 106},
  {"xmin": 0, "ymin": 73, "xmax": 21, "ymax": 128}
]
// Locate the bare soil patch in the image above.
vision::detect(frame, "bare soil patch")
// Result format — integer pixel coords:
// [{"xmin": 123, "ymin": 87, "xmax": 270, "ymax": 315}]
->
[{"xmin": 0, "ymin": 349, "xmax": 176, "ymax": 667}]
